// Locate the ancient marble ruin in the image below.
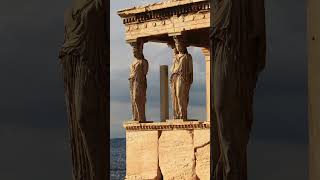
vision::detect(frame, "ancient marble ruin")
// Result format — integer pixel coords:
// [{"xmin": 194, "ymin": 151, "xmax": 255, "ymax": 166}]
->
[
  {"xmin": 118, "ymin": 0, "xmax": 211, "ymax": 121},
  {"xmin": 118, "ymin": 0, "xmax": 211, "ymax": 179}
]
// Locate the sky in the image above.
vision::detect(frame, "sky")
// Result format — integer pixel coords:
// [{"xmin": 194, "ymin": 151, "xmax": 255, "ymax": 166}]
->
[{"xmin": 0, "ymin": 0, "xmax": 308, "ymax": 179}]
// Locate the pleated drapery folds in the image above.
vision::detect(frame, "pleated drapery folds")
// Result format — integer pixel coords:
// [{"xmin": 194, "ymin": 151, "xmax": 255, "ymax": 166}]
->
[
  {"xmin": 59, "ymin": 0, "xmax": 108, "ymax": 180},
  {"xmin": 210, "ymin": 0, "xmax": 266, "ymax": 179}
]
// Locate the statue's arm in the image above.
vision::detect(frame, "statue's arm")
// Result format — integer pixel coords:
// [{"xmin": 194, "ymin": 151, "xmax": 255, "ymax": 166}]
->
[
  {"xmin": 129, "ymin": 64, "xmax": 135, "ymax": 80},
  {"xmin": 171, "ymin": 52, "xmax": 178, "ymax": 72},
  {"xmin": 246, "ymin": 0, "xmax": 266, "ymax": 73},
  {"xmin": 255, "ymin": 0, "xmax": 266, "ymax": 72},
  {"xmin": 144, "ymin": 60, "xmax": 149, "ymax": 76}
]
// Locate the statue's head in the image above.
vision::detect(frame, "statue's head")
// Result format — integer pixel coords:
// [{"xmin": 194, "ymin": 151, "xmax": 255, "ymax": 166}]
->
[
  {"xmin": 72, "ymin": 0, "xmax": 103, "ymax": 12},
  {"xmin": 131, "ymin": 40, "xmax": 144, "ymax": 60},
  {"xmin": 173, "ymin": 36, "xmax": 187, "ymax": 54}
]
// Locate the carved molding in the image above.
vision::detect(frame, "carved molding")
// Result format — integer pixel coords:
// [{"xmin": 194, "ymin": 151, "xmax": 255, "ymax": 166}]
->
[
  {"xmin": 118, "ymin": 0, "xmax": 210, "ymax": 42},
  {"xmin": 123, "ymin": 121, "xmax": 210, "ymax": 131},
  {"xmin": 120, "ymin": 1, "xmax": 210, "ymax": 25},
  {"xmin": 124, "ymin": 11, "xmax": 210, "ymax": 41}
]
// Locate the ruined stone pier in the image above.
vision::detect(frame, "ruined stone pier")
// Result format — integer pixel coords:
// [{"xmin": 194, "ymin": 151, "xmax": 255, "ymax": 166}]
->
[{"xmin": 124, "ymin": 120, "xmax": 210, "ymax": 180}]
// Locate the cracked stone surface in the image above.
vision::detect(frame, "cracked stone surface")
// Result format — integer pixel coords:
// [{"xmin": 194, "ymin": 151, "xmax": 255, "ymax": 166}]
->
[
  {"xmin": 194, "ymin": 129, "xmax": 210, "ymax": 179},
  {"xmin": 126, "ymin": 131, "xmax": 160, "ymax": 180},
  {"xmin": 195, "ymin": 144, "xmax": 210, "ymax": 180},
  {"xmin": 194, "ymin": 129, "xmax": 210, "ymax": 148},
  {"xmin": 159, "ymin": 130, "xmax": 197, "ymax": 180}
]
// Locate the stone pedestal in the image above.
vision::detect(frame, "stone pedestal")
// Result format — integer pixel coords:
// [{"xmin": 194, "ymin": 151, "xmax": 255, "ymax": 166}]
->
[{"xmin": 123, "ymin": 121, "xmax": 210, "ymax": 180}]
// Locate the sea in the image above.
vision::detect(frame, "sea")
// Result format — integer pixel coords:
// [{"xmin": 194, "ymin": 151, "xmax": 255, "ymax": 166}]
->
[{"xmin": 110, "ymin": 138, "xmax": 126, "ymax": 180}]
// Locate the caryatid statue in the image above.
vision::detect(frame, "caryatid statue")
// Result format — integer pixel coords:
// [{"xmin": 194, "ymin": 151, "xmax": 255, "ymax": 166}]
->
[
  {"xmin": 129, "ymin": 40, "xmax": 149, "ymax": 121},
  {"xmin": 210, "ymin": 0, "xmax": 266, "ymax": 179},
  {"xmin": 59, "ymin": 0, "xmax": 108, "ymax": 179},
  {"xmin": 170, "ymin": 36, "xmax": 193, "ymax": 120}
]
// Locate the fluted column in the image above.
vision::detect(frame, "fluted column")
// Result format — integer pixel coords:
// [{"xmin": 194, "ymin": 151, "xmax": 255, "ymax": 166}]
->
[{"xmin": 202, "ymin": 48, "xmax": 211, "ymax": 121}]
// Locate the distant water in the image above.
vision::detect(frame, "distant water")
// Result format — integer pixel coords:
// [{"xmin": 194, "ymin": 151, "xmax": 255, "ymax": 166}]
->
[{"xmin": 110, "ymin": 138, "xmax": 126, "ymax": 180}]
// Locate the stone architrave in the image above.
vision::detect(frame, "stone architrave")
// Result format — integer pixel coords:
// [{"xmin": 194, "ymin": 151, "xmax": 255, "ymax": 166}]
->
[
  {"xmin": 210, "ymin": 0, "xmax": 266, "ymax": 179},
  {"xmin": 159, "ymin": 130, "xmax": 197, "ymax": 179},
  {"xmin": 117, "ymin": 0, "xmax": 210, "ymax": 42},
  {"xmin": 129, "ymin": 40, "xmax": 149, "ymax": 121},
  {"xmin": 59, "ymin": 0, "xmax": 108, "ymax": 179},
  {"xmin": 126, "ymin": 131, "xmax": 160, "ymax": 180},
  {"xmin": 170, "ymin": 36, "xmax": 193, "ymax": 120}
]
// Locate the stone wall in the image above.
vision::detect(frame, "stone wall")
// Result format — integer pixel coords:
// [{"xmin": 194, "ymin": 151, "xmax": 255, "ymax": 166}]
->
[{"xmin": 124, "ymin": 121, "xmax": 210, "ymax": 180}]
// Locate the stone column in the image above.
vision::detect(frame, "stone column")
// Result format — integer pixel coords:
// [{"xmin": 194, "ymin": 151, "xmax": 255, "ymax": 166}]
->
[
  {"xmin": 308, "ymin": 0, "xmax": 320, "ymax": 179},
  {"xmin": 202, "ymin": 48, "xmax": 211, "ymax": 121},
  {"xmin": 160, "ymin": 65, "xmax": 169, "ymax": 122}
]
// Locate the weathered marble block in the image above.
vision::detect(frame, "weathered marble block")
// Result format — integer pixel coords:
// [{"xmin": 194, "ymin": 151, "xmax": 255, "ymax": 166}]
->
[
  {"xmin": 159, "ymin": 130, "xmax": 196, "ymax": 180},
  {"xmin": 194, "ymin": 130, "xmax": 210, "ymax": 180},
  {"xmin": 123, "ymin": 121, "xmax": 210, "ymax": 180},
  {"xmin": 125, "ymin": 130, "xmax": 160, "ymax": 180}
]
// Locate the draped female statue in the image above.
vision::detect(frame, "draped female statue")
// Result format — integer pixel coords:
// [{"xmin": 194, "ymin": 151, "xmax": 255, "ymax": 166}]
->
[
  {"xmin": 210, "ymin": 0, "xmax": 266, "ymax": 179},
  {"xmin": 129, "ymin": 41, "xmax": 149, "ymax": 121},
  {"xmin": 170, "ymin": 36, "xmax": 193, "ymax": 120},
  {"xmin": 59, "ymin": 0, "xmax": 108, "ymax": 179}
]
